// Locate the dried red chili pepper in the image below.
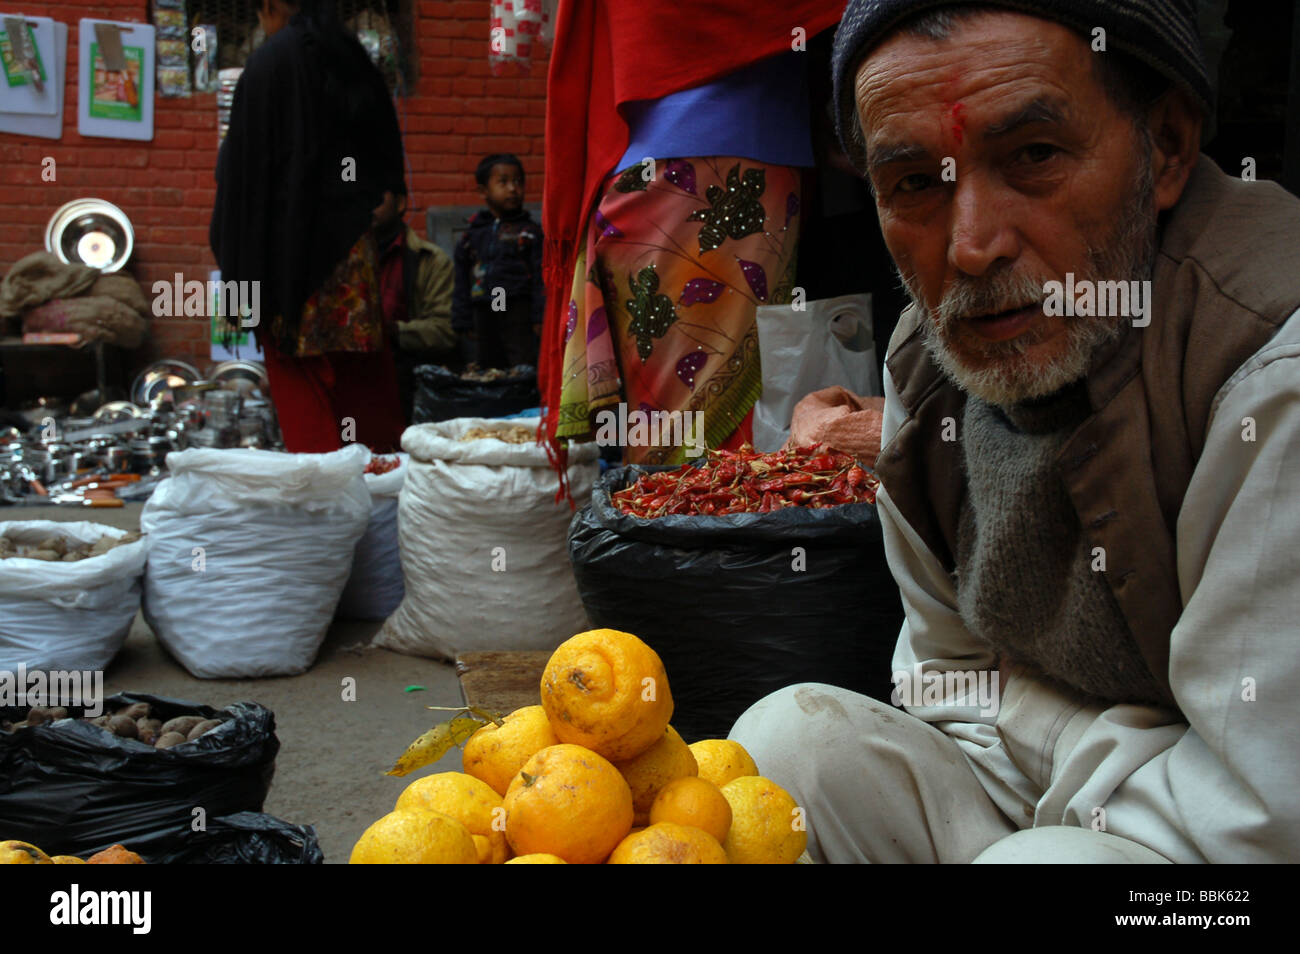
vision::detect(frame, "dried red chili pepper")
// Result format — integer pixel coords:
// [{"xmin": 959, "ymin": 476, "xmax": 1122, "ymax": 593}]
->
[{"xmin": 611, "ymin": 444, "xmax": 878, "ymax": 518}]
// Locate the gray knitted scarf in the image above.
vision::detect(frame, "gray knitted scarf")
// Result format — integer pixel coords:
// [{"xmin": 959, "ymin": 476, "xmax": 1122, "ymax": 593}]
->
[{"xmin": 955, "ymin": 382, "xmax": 1167, "ymax": 705}]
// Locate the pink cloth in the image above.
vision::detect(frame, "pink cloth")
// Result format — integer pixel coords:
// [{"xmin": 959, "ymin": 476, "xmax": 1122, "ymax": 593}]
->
[{"xmin": 787, "ymin": 386, "xmax": 885, "ymax": 466}]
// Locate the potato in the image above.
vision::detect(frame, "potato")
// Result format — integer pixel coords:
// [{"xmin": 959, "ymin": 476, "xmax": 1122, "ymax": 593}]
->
[
  {"xmin": 49, "ymin": 707, "xmax": 68, "ymax": 721},
  {"xmin": 160, "ymin": 715, "xmax": 203, "ymax": 737},
  {"xmin": 25, "ymin": 707, "xmax": 52, "ymax": 725},
  {"xmin": 117, "ymin": 703, "xmax": 151, "ymax": 721},
  {"xmin": 89, "ymin": 715, "xmax": 111, "ymax": 728},
  {"xmin": 186, "ymin": 719, "xmax": 223, "ymax": 741},
  {"xmin": 137, "ymin": 727, "xmax": 158, "ymax": 745},
  {"xmin": 137, "ymin": 718, "xmax": 162, "ymax": 735},
  {"xmin": 107, "ymin": 715, "xmax": 137, "ymax": 739},
  {"xmin": 154, "ymin": 732, "xmax": 187, "ymax": 749},
  {"xmin": 88, "ymin": 536, "xmax": 116, "ymax": 557}
]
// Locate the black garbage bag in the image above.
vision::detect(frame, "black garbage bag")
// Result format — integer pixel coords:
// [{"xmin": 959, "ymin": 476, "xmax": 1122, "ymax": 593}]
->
[
  {"xmin": 120, "ymin": 811, "xmax": 323, "ymax": 864},
  {"xmin": 568, "ymin": 466, "xmax": 904, "ymax": 743},
  {"xmin": 0, "ymin": 692, "xmax": 278, "ymax": 858},
  {"xmin": 412, "ymin": 364, "xmax": 539, "ymax": 423}
]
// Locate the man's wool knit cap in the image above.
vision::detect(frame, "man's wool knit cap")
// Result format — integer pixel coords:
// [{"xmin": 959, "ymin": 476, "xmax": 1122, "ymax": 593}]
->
[{"xmin": 831, "ymin": 0, "xmax": 1213, "ymax": 171}]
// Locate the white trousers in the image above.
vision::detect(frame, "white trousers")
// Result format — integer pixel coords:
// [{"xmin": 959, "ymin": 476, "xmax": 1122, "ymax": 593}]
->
[{"xmin": 729, "ymin": 683, "xmax": 1171, "ymax": 864}]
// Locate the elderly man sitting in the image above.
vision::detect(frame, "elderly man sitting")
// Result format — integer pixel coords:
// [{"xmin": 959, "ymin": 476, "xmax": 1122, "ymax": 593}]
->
[{"xmin": 731, "ymin": 0, "xmax": 1300, "ymax": 863}]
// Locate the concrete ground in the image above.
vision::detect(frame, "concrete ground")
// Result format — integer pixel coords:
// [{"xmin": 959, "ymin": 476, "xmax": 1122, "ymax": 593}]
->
[{"xmin": 3, "ymin": 501, "xmax": 469, "ymax": 864}]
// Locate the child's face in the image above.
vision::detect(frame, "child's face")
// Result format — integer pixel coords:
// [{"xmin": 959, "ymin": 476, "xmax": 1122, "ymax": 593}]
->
[{"xmin": 481, "ymin": 163, "xmax": 524, "ymax": 215}]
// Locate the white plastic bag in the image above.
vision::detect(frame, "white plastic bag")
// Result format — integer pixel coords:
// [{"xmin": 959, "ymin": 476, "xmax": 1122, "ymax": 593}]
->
[
  {"xmin": 140, "ymin": 445, "xmax": 371, "ymax": 678},
  {"xmin": 336, "ymin": 451, "xmax": 408, "ymax": 621},
  {"xmin": 752, "ymin": 293, "xmax": 881, "ymax": 452},
  {"xmin": 0, "ymin": 521, "xmax": 147, "ymax": 672},
  {"xmin": 376, "ymin": 417, "xmax": 598, "ymax": 659}
]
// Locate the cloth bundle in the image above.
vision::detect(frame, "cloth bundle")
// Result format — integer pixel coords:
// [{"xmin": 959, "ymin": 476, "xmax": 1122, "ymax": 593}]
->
[{"xmin": 1, "ymin": 252, "xmax": 148, "ymax": 347}]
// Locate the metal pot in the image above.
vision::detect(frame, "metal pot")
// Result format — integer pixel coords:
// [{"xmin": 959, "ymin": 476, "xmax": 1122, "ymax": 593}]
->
[{"xmin": 103, "ymin": 445, "xmax": 133, "ymax": 473}]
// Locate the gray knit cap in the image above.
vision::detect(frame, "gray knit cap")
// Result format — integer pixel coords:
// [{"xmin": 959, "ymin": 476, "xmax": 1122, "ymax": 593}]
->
[{"xmin": 831, "ymin": 0, "xmax": 1213, "ymax": 172}]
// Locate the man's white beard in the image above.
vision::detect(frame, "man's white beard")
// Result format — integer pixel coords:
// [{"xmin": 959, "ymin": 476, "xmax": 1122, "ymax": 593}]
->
[{"xmin": 896, "ymin": 144, "xmax": 1158, "ymax": 408}]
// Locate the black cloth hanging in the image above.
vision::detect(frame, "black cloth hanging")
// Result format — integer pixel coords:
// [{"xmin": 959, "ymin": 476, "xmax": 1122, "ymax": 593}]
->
[{"xmin": 209, "ymin": 10, "xmax": 406, "ymax": 354}]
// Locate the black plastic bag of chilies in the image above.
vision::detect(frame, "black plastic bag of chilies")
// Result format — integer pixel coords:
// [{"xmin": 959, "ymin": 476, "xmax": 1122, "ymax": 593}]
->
[
  {"xmin": 0, "ymin": 692, "xmax": 289, "ymax": 861},
  {"xmin": 568, "ymin": 465, "xmax": 904, "ymax": 743}
]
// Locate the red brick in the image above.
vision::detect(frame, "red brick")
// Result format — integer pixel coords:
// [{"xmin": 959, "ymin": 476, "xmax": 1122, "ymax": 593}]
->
[
  {"xmin": 468, "ymin": 135, "xmax": 530, "ymax": 154},
  {"xmin": 451, "ymin": 115, "xmax": 487, "ymax": 134}
]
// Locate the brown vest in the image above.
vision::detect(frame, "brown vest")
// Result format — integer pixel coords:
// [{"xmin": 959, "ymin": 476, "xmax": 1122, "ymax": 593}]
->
[{"xmin": 875, "ymin": 156, "xmax": 1300, "ymax": 709}]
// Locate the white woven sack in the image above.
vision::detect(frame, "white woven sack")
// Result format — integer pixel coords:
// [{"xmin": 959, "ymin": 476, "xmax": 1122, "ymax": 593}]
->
[
  {"xmin": 0, "ymin": 521, "xmax": 147, "ymax": 671},
  {"xmin": 336, "ymin": 451, "xmax": 408, "ymax": 620},
  {"xmin": 140, "ymin": 445, "xmax": 371, "ymax": 677},
  {"xmin": 376, "ymin": 417, "xmax": 598, "ymax": 659}
]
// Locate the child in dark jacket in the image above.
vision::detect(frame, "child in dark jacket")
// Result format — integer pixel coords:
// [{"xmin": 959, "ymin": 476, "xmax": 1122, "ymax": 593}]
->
[{"xmin": 452, "ymin": 153, "xmax": 545, "ymax": 369}]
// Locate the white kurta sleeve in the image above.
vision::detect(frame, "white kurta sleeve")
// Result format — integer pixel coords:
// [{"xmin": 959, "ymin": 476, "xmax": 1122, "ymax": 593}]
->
[{"xmin": 1040, "ymin": 306, "xmax": 1300, "ymax": 862}]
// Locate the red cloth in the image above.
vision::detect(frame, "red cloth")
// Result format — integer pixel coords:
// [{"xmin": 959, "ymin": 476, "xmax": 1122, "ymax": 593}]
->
[
  {"xmin": 377, "ymin": 230, "xmax": 408, "ymax": 328},
  {"xmin": 262, "ymin": 345, "xmax": 406, "ymax": 454},
  {"xmin": 538, "ymin": 0, "xmax": 847, "ymax": 488}
]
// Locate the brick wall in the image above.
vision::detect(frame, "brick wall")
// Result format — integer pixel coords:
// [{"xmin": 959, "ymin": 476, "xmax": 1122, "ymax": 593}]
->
[{"xmin": 0, "ymin": 0, "xmax": 549, "ymax": 372}]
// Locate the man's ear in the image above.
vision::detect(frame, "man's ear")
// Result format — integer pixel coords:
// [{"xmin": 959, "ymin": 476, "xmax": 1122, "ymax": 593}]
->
[{"xmin": 1147, "ymin": 90, "xmax": 1204, "ymax": 213}]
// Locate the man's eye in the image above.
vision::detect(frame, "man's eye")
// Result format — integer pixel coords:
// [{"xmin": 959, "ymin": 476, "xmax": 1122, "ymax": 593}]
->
[
  {"xmin": 896, "ymin": 173, "xmax": 933, "ymax": 194},
  {"xmin": 1017, "ymin": 143, "xmax": 1060, "ymax": 164}
]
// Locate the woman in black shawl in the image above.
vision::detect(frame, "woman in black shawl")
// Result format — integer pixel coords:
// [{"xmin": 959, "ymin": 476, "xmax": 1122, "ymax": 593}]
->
[{"xmin": 210, "ymin": 0, "xmax": 407, "ymax": 452}]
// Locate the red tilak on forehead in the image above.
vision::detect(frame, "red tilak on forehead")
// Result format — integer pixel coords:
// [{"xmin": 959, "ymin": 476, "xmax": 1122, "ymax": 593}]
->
[
  {"xmin": 941, "ymin": 70, "xmax": 967, "ymax": 147},
  {"xmin": 947, "ymin": 102, "xmax": 967, "ymax": 145}
]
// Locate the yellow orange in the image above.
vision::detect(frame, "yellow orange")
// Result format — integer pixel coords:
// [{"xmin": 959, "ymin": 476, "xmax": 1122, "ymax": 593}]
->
[
  {"xmin": 689, "ymin": 739, "xmax": 759, "ymax": 789},
  {"xmin": 504, "ymin": 743, "xmax": 633, "ymax": 864},
  {"xmin": 504, "ymin": 853, "xmax": 567, "ymax": 864},
  {"xmin": 395, "ymin": 772, "xmax": 509, "ymax": 863},
  {"xmin": 0, "ymin": 840, "xmax": 51, "ymax": 864},
  {"xmin": 349, "ymin": 809, "xmax": 479, "ymax": 864},
  {"xmin": 463, "ymin": 705, "xmax": 558, "ymax": 797},
  {"xmin": 720, "ymin": 776, "xmax": 807, "ymax": 864},
  {"xmin": 613, "ymin": 725, "xmax": 697, "ymax": 823},
  {"xmin": 86, "ymin": 844, "xmax": 144, "ymax": 864},
  {"xmin": 540, "ymin": 629, "xmax": 673, "ymax": 762},
  {"xmin": 649, "ymin": 776, "xmax": 732, "ymax": 844},
  {"xmin": 607, "ymin": 822, "xmax": 728, "ymax": 864}
]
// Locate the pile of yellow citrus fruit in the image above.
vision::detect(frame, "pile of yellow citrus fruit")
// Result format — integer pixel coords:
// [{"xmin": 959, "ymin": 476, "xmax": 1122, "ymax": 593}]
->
[
  {"xmin": 0, "ymin": 841, "xmax": 143, "ymax": 864},
  {"xmin": 351, "ymin": 628, "xmax": 808, "ymax": 864}
]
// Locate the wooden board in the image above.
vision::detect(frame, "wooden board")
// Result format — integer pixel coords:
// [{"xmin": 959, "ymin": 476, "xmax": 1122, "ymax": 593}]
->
[{"xmin": 455, "ymin": 651, "xmax": 550, "ymax": 715}]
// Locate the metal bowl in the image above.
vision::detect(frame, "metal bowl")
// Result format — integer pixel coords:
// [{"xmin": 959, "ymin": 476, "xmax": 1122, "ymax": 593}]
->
[
  {"xmin": 44, "ymin": 198, "xmax": 135, "ymax": 273},
  {"xmin": 131, "ymin": 359, "xmax": 202, "ymax": 406},
  {"xmin": 93, "ymin": 401, "xmax": 145, "ymax": 424},
  {"xmin": 209, "ymin": 360, "xmax": 269, "ymax": 398}
]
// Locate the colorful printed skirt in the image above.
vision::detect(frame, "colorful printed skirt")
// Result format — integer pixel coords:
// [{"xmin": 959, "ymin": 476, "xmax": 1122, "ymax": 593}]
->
[{"xmin": 557, "ymin": 157, "xmax": 800, "ymax": 464}]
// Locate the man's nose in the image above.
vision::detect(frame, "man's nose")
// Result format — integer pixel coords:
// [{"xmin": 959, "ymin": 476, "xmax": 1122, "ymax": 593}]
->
[{"xmin": 947, "ymin": 171, "xmax": 1019, "ymax": 277}]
